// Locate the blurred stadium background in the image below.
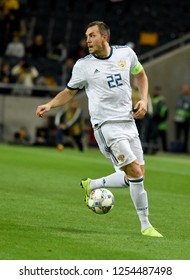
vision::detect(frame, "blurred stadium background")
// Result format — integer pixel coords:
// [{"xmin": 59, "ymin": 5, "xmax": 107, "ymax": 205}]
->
[{"xmin": 0, "ymin": 0, "xmax": 190, "ymax": 150}]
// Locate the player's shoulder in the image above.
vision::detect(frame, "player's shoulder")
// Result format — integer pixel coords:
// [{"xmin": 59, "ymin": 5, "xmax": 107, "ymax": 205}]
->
[
  {"xmin": 112, "ymin": 45, "xmax": 129, "ymax": 50},
  {"xmin": 77, "ymin": 54, "xmax": 94, "ymax": 63},
  {"xmin": 73, "ymin": 54, "xmax": 93, "ymax": 71},
  {"xmin": 112, "ymin": 45, "xmax": 134, "ymax": 53},
  {"xmin": 112, "ymin": 45, "xmax": 137, "ymax": 59}
]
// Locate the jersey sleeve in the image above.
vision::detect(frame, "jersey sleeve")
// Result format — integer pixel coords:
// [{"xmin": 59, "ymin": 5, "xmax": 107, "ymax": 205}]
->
[
  {"xmin": 131, "ymin": 61, "xmax": 143, "ymax": 75},
  {"xmin": 128, "ymin": 48, "xmax": 143, "ymax": 75},
  {"xmin": 67, "ymin": 60, "xmax": 86, "ymax": 90}
]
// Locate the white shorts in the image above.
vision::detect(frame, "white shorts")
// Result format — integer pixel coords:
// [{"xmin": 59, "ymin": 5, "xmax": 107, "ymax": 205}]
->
[{"xmin": 93, "ymin": 121, "xmax": 144, "ymax": 168}]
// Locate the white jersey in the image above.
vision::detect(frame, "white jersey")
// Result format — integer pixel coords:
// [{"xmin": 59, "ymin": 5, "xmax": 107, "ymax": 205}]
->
[{"xmin": 67, "ymin": 46, "xmax": 141, "ymax": 127}]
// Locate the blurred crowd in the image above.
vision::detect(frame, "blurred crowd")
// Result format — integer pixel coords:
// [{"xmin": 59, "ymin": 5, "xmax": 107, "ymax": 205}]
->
[
  {"xmin": 0, "ymin": 0, "xmax": 88, "ymax": 96},
  {"xmin": 132, "ymin": 83, "xmax": 190, "ymax": 154}
]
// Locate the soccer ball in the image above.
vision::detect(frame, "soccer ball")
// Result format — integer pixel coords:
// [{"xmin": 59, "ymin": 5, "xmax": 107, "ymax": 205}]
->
[{"xmin": 88, "ymin": 188, "xmax": 115, "ymax": 214}]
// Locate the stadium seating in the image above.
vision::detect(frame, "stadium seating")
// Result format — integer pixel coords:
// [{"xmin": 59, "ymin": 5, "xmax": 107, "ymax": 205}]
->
[{"xmin": 1, "ymin": 0, "xmax": 190, "ymax": 89}]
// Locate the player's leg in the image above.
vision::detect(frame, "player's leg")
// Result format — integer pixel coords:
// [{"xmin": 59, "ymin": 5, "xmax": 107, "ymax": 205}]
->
[
  {"xmin": 92, "ymin": 163, "xmax": 144, "ymax": 189},
  {"xmin": 122, "ymin": 137, "xmax": 163, "ymax": 237},
  {"xmin": 81, "ymin": 123, "xmax": 136, "ymax": 203},
  {"xmin": 80, "ymin": 168, "xmax": 129, "ymax": 206},
  {"xmin": 89, "ymin": 169, "xmax": 129, "ymax": 189},
  {"xmin": 81, "ymin": 124, "xmax": 130, "ymax": 204},
  {"xmin": 122, "ymin": 160, "xmax": 150, "ymax": 228}
]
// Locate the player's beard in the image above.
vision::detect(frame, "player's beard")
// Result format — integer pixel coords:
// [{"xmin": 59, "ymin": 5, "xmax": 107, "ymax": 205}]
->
[{"xmin": 89, "ymin": 43, "xmax": 107, "ymax": 57}]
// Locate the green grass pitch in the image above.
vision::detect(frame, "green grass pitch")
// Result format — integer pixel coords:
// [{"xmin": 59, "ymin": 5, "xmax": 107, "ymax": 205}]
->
[{"xmin": 0, "ymin": 144, "xmax": 189, "ymax": 260}]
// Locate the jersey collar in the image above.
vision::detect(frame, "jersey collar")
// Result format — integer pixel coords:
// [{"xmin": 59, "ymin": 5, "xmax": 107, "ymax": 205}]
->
[{"xmin": 93, "ymin": 47, "xmax": 113, "ymax": 60}]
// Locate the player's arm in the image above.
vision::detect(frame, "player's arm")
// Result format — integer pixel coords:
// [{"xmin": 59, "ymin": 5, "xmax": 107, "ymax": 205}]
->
[
  {"xmin": 36, "ymin": 87, "xmax": 78, "ymax": 118},
  {"xmin": 131, "ymin": 63, "xmax": 148, "ymax": 119}
]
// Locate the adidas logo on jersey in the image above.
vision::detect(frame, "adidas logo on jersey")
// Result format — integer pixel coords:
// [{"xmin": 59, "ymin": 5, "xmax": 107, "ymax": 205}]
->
[{"xmin": 94, "ymin": 69, "xmax": 100, "ymax": 74}]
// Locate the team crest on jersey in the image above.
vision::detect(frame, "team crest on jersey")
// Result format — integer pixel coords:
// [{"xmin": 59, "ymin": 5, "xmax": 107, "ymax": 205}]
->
[
  {"xmin": 117, "ymin": 59, "xmax": 126, "ymax": 70},
  {"xmin": 117, "ymin": 154, "xmax": 125, "ymax": 162}
]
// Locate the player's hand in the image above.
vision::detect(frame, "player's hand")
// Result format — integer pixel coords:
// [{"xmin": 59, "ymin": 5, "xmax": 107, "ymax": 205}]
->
[
  {"xmin": 133, "ymin": 100, "xmax": 147, "ymax": 119},
  {"xmin": 36, "ymin": 104, "xmax": 51, "ymax": 118}
]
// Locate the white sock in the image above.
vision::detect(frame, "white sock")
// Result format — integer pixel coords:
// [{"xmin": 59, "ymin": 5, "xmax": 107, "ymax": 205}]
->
[
  {"xmin": 90, "ymin": 172, "xmax": 129, "ymax": 190},
  {"xmin": 128, "ymin": 177, "xmax": 151, "ymax": 231}
]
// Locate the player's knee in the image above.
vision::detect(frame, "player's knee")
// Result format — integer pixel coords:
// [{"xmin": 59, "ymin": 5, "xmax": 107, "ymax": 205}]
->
[{"xmin": 122, "ymin": 160, "xmax": 143, "ymax": 178}]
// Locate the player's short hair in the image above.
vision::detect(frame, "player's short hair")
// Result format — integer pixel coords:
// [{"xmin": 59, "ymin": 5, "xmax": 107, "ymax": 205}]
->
[{"xmin": 86, "ymin": 21, "xmax": 110, "ymax": 42}]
